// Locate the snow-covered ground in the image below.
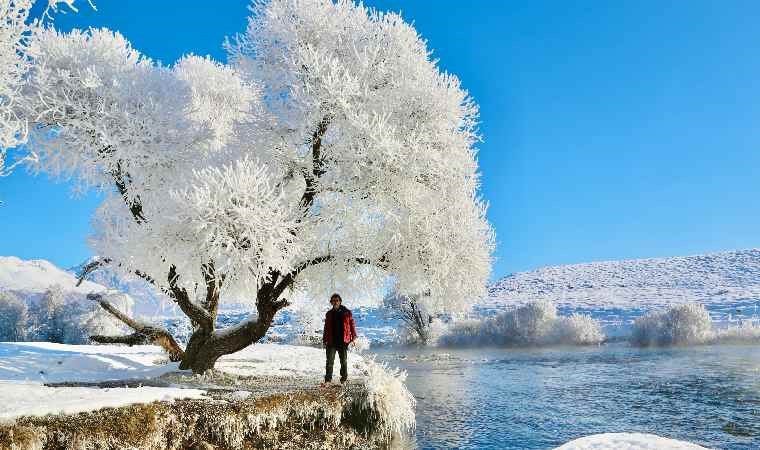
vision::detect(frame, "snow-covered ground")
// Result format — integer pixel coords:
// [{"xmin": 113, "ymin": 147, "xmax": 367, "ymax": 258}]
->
[
  {"xmin": 555, "ymin": 433, "xmax": 708, "ymax": 449},
  {"xmin": 0, "ymin": 382, "xmax": 207, "ymax": 421},
  {"xmin": 0, "ymin": 342, "xmax": 364, "ymax": 421}
]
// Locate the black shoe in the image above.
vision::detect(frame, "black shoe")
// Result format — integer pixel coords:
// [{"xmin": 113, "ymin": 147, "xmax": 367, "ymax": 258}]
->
[{"xmin": 340, "ymin": 378, "xmax": 347, "ymax": 384}]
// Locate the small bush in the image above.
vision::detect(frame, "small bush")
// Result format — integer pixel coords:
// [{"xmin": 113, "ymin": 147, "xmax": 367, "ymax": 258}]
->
[
  {"xmin": 551, "ymin": 314, "xmax": 605, "ymax": 346},
  {"xmin": 631, "ymin": 303, "xmax": 712, "ymax": 346},
  {"xmin": 439, "ymin": 300, "xmax": 604, "ymax": 347}
]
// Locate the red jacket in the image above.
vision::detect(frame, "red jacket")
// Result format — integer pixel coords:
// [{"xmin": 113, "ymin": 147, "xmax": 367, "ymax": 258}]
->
[{"xmin": 323, "ymin": 306, "xmax": 358, "ymax": 346}]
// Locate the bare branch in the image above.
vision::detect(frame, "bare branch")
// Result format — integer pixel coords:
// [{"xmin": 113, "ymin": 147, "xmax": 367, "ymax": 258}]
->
[
  {"xmin": 76, "ymin": 257, "xmax": 112, "ymax": 287},
  {"xmin": 87, "ymin": 293, "xmax": 184, "ymax": 361},
  {"xmin": 90, "ymin": 333, "xmax": 150, "ymax": 346}
]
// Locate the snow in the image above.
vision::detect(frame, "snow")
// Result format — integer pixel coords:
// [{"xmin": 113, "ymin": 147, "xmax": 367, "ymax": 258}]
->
[
  {"xmin": 215, "ymin": 343, "xmax": 364, "ymax": 378},
  {"xmin": 0, "ymin": 256, "xmax": 107, "ymax": 297},
  {"xmin": 555, "ymin": 433, "xmax": 708, "ymax": 449},
  {"xmin": 484, "ymin": 249, "xmax": 760, "ymax": 326},
  {"xmin": 0, "ymin": 382, "xmax": 206, "ymax": 421},
  {"xmin": 0, "ymin": 341, "xmax": 364, "ymax": 421},
  {"xmin": 0, "ymin": 342, "xmax": 178, "ymax": 383}
]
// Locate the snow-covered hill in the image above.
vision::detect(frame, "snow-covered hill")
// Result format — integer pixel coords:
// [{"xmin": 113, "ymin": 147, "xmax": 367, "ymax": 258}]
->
[
  {"xmin": 0, "ymin": 256, "xmax": 107, "ymax": 299},
  {"xmin": 483, "ymin": 249, "xmax": 760, "ymax": 327}
]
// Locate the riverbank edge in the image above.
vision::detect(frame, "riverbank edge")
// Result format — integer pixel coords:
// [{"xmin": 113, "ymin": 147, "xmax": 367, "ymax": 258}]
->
[{"xmin": 0, "ymin": 378, "xmax": 390, "ymax": 450}]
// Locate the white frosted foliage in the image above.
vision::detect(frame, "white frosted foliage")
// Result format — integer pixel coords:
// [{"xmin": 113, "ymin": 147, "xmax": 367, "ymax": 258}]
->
[
  {"xmin": 439, "ymin": 300, "xmax": 605, "ymax": 347},
  {"xmin": 0, "ymin": 0, "xmax": 33, "ymax": 173},
  {"xmin": 16, "ymin": 0, "xmax": 494, "ymax": 338}
]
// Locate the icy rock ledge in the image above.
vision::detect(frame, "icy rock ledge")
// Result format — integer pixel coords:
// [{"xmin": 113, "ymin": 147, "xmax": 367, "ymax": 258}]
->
[{"xmin": 555, "ymin": 433, "xmax": 709, "ymax": 450}]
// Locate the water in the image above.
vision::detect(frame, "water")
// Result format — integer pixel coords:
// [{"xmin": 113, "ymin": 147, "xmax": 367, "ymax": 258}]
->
[{"xmin": 377, "ymin": 344, "xmax": 760, "ymax": 449}]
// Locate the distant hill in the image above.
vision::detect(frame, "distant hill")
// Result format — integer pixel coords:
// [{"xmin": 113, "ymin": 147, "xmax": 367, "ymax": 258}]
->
[
  {"xmin": 483, "ymin": 249, "xmax": 760, "ymax": 325},
  {"xmin": 0, "ymin": 256, "xmax": 107, "ymax": 300},
  {"xmin": 0, "ymin": 256, "xmax": 143, "ymax": 319}
]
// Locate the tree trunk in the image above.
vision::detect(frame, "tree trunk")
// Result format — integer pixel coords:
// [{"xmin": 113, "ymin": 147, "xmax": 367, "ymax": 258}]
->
[{"xmin": 179, "ymin": 292, "xmax": 285, "ymax": 374}]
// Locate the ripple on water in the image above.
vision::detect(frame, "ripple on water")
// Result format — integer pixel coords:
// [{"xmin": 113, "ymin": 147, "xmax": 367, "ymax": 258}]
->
[{"xmin": 379, "ymin": 343, "xmax": 760, "ymax": 450}]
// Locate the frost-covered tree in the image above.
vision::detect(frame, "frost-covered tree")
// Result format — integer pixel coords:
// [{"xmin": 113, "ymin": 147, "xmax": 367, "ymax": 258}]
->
[
  {"xmin": 383, "ymin": 291, "xmax": 434, "ymax": 345},
  {"xmin": 0, "ymin": 291, "xmax": 28, "ymax": 341},
  {"xmin": 0, "ymin": 0, "xmax": 81, "ymax": 176},
  {"xmin": 31, "ymin": 284, "xmax": 66, "ymax": 342},
  {"xmin": 23, "ymin": 0, "xmax": 494, "ymax": 373}
]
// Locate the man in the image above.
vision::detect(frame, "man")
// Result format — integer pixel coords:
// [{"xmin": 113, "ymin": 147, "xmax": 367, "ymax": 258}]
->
[{"xmin": 322, "ymin": 293, "xmax": 357, "ymax": 385}]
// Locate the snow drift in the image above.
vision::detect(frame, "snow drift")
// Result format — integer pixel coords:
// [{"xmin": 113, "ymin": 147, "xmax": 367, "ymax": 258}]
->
[
  {"xmin": 555, "ymin": 432, "xmax": 708, "ymax": 449},
  {"xmin": 439, "ymin": 300, "xmax": 604, "ymax": 347}
]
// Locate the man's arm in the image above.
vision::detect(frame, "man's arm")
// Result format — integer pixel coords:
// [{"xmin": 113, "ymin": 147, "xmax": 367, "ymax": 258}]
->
[{"xmin": 349, "ymin": 312, "xmax": 358, "ymax": 343}]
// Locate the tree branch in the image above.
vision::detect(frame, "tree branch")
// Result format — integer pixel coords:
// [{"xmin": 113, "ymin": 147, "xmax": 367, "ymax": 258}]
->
[
  {"xmin": 300, "ymin": 116, "xmax": 330, "ymax": 210},
  {"xmin": 96, "ymin": 146, "xmax": 146, "ymax": 224},
  {"xmin": 201, "ymin": 262, "xmax": 222, "ymax": 322},
  {"xmin": 111, "ymin": 159, "xmax": 146, "ymax": 223},
  {"xmin": 86, "ymin": 293, "xmax": 184, "ymax": 361},
  {"xmin": 75, "ymin": 257, "xmax": 112, "ymax": 287},
  {"xmin": 90, "ymin": 333, "xmax": 150, "ymax": 346},
  {"xmin": 167, "ymin": 265, "xmax": 214, "ymax": 331},
  {"xmin": 270, "ymin": 253, "xmax": 390, "ymax": 301}
]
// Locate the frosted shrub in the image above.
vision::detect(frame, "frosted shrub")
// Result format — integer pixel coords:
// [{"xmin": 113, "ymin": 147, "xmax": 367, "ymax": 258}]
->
[
  {"xmin": 0, "ymin": 291, "xmax": 28, "ymax": 341},
  {"xmin": 503, "ymin": 299, "xmax": 557, "ymax": 344},
  {"xmin": 631, "ymin": 303, "xmax": 712, "ymax": 346},
  {"xmin": 384, "ymin": 291, "xmax": 445, "ymax": 346},
  {"xmin": 437, "ymin": 318, "xmax": 484, "ymax": 346},
  {"xmin": 551, "ymin": 314, "xmax": 605, "ymax": 345},
  {"xmin": 710, "ymin": 322, "xmax": 760, "ymax": 344},
  {"xmin": 439, "ymin": 300, "xmax": 604, "ymax": 347},
  {"xmin": 355, "ymin": 356, "xmax": 416, "ymax": 439}
]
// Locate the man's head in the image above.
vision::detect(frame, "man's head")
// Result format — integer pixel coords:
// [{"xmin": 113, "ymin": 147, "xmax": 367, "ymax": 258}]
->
[{"xmin": 330, "ymin": 293, "xmax": 342, "ymax": 310}]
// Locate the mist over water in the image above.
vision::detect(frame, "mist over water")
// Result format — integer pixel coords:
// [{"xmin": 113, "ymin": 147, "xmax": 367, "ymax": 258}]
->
[{"xmin": 377, "ymin": 344, "xmax": 760, "ymax": 450}]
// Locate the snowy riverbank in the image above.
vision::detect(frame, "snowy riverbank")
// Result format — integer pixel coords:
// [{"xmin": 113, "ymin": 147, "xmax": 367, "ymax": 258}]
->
[
  {"xmin": 0, "ymin": 342, "xmax": 414, "ymax": 449},
  {"xmin": 0, "ymin": 342, "xmax": 366, "ymax": 420}
]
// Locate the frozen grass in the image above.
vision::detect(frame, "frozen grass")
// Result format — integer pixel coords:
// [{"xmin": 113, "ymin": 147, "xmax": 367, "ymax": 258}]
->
[
  {"xmin": 354, "ymin": 356, "xmax": 416, "ymax": 440},
  {"xmin": 439, "ymin": 300, "xmax": 605, "ymax": 347}
]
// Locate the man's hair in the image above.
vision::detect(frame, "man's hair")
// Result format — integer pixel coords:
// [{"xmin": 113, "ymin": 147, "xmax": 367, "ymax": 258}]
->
[{"xmin": 330, "ymin": 293, "xmax": 342, "ymax": 302}]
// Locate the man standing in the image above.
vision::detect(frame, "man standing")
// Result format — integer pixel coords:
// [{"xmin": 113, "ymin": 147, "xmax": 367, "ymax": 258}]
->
[{"xmin": 322, "ymin": 293, "xmax": 357, "ymax": 384}]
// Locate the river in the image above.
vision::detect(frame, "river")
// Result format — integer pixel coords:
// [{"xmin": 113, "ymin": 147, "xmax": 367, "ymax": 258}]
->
[{"xmin": 377, "ymin": 343, "xmax": 760, "ymax": 449}]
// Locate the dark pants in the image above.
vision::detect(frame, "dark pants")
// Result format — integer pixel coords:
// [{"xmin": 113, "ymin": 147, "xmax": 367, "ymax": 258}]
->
[{"xmin": 325, "ymin": 345, "xmax": 348, "ymax": 382}]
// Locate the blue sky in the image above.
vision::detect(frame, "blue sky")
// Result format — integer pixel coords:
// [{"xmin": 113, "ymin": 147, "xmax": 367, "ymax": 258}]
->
[{"xmin": 2, "ymin": 0, "xmax": 759, "ymax": 279}]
